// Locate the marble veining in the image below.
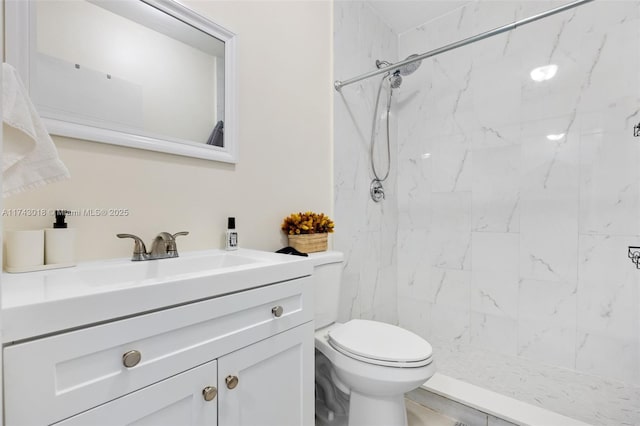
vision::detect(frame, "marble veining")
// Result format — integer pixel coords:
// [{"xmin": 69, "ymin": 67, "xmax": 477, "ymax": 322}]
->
[
  {"xmin": 335, "ymin": 1, "xmax": 640, "ymax": 425},
  {"xmin": 334, "ymin": 1, "xmax": 399, "ymax": 325}
]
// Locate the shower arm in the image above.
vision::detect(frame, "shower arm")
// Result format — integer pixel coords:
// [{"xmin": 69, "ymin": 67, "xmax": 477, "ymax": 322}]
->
[{"xmin": 334, "ymin": 0, "xmax": 595, "ymax": 92}]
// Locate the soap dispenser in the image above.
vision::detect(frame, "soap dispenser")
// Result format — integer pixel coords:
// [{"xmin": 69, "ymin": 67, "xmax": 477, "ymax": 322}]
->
[
  {"xmin": 45, "ymin": 210, "xmax": 76, "ymax": 265},
  {"xmin": 225, "ymin": 217, "xmax": 238, "ymax": 250}
]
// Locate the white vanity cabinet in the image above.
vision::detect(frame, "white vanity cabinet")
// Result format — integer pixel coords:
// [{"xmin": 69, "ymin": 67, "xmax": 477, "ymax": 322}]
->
[{"xmin": 3, "ymin": 274, "xmax": 314, "ymax": 426}]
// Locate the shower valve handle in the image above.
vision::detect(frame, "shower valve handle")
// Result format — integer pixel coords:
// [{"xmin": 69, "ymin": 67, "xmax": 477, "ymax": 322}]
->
[{"xmin": 370, "ymin": 180, "xmax": 385, "ymax": 203}]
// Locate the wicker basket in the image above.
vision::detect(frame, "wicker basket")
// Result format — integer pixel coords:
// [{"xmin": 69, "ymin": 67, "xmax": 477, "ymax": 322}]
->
[{"xmin": 287, "ymin": 233, "xmax": 328, "ymax": 253}]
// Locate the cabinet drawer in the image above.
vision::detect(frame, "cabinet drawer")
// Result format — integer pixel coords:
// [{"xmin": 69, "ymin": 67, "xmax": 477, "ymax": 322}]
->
[{"xmin": 4, "ymin": 277, "xmax": 311, "ymax": 425}]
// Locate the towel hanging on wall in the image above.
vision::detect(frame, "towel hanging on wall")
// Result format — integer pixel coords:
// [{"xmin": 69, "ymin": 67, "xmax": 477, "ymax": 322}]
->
[{"xmin": 2, "ymin": 62, "xmax": 70, "ymax": 198}]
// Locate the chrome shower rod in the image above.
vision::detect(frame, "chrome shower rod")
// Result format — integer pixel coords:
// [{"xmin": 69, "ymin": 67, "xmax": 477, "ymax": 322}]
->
[{"xmin": 334, "ymin": 0, "xmax": 595, "ymax": 91}]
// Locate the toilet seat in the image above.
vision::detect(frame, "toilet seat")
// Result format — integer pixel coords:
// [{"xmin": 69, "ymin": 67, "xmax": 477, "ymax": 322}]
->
[{"xmin": 328, "ymin": 319, "xmax": 433, "ymax": 368}]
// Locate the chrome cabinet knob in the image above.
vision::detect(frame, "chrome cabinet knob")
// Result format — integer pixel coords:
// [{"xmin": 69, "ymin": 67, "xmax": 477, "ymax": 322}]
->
[
  {"xmin": 225, "ymin": 375, "xmax": 239, "ymax": 389},
  {"xmin": 122, "ymin": 350, "xmax": 142, "ymax": 368},
  {"xmin": 271, "ymin": 305, "xmax": 284, "ymax": 317},
  {"xmin": 202, "ymin": 386, "xmax": 218, "ymax": 401}
]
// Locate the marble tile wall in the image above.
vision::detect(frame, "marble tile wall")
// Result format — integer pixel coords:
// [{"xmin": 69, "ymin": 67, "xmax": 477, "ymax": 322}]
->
[
  {"xmin": 395, "ymin": 1, "xmax": 640, "ymax": 424},
  {"xmin": 334, "ymin": 0, "xmax": 639, "ymax": 424},
  {"xmin": 333, "ymin": 1, "xmax": 399, "ymax": 324}
]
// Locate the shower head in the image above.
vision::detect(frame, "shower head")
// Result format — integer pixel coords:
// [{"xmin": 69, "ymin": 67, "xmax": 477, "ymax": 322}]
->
[
  {"xmin": 376, "ymin": 55, "xmax": 422, "ymax": 76},
  {"xmin": 389, "ymin": 72, "xmax": 403, "ymax": 89},
  {"xmin": 396, "ymin": 54, "xmax": 422, "ymax": 76},
  {"xmin": 377, "ymin": 54, "xmax": 422, "ymax": 90},
  {"xmin": 376, "ymin": 54, "xmax": 422, "ymax": 90}
]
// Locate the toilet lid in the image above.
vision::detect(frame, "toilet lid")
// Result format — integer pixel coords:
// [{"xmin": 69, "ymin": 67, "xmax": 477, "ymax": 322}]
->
[{"xmin": 328, "ymin": 319, "xmax": 432, "ymax": 366}]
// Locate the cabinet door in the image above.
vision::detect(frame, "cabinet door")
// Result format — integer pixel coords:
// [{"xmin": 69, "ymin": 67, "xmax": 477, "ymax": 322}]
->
[
  {"xmin": 218, "ymin": 322, "xmax": 314, "ymax": 426},
  {"xmin": 54, "ymin": 360, "xmax": 218, "ymax": 426}
]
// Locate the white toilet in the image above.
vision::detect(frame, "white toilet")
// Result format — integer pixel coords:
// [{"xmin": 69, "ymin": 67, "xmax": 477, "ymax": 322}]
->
[{"xmin": 311, "ymin": 251, "xmax": 435, "ymax": 426}]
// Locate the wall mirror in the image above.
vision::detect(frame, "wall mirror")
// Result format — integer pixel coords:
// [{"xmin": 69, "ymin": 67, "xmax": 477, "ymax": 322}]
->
[{"xmin": 5, "ymin": 0, "xmax": 237, "ymax": 163}]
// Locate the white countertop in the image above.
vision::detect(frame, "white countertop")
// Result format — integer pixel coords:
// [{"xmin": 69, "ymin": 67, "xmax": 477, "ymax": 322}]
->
[{"xmin": 1, "ymin": 249, "xmax": 312, "ymax": 343}]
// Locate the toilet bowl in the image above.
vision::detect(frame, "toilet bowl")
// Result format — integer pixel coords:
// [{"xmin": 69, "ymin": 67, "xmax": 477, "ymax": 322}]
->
[{"xmin": 310, "ymin": 252, "xmax": 435, "ymax": 426}]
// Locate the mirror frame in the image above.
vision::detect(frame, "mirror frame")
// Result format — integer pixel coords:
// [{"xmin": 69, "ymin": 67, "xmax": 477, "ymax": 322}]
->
[{"xmin": 5, "ymin": 0, "xmax": 238, "ymax": 163}]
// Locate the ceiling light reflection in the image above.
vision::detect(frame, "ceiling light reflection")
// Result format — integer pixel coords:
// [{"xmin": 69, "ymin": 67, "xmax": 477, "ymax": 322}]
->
[
  {"xmin": 530, "ymin": 64, "xmax": 558, "ymax": 82},
  {"xmin": 546, "ymin": 133, "xmax": 565, "ymax": 141}
]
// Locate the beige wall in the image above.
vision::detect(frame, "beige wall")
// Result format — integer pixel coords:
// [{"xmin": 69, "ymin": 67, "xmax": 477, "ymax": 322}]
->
[{"xmin": 3, "ymin": 0, "xmax": 333, "ymax": 261}]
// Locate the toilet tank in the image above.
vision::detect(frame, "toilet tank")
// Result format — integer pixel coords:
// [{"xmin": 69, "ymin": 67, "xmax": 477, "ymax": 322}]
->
[{"xmin": 308, "ymin": 251, "xmax": 344, "ymax": 329}]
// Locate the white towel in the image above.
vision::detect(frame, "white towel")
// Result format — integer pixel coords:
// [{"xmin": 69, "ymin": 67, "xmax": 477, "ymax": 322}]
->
[{"xmin": 2, "ymin": 62, "xmax": 70, "ymax": 198}]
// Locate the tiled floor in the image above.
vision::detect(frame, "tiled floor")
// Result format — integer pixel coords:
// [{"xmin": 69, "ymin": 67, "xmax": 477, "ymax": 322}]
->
[
  {"xmin": 409, "ymin": 374, "xmax": 591, "ymax": 426},
  {"xmin": 317, "ymin": 394, "xmax": 513, "ymax": 426},
  {"xmin": 406, "ymin": 399, "xmax": 460, "ymax": 426},
  {"xmin": 407, "ymin": 388, "xmax": 520, "ymax": 426}
]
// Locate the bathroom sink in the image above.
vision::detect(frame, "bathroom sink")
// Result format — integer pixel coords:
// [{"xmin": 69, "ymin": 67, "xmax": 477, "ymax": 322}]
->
[
  {"xmin": 76, "ymin": 252, "xmax": 263, "ymax": 287},
  {"xmin": 1, "ymin": 249, "xmax": 313, "ymax": 342}
]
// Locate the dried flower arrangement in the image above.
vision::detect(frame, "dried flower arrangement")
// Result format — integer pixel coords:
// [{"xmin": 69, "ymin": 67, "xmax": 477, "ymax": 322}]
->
[{"xmin": 281, "ymin": 211, "xmax": 335, "ymax": 235}]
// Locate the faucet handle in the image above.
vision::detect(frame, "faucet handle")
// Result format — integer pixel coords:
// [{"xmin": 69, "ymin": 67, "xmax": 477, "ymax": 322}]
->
[
  {"xmin": 167, "ymin": 231, "xmax": 189, "ymax": 256},
  {"xmin": 117, "ymin": 234, "xmax": 148, "ymax": 261}
]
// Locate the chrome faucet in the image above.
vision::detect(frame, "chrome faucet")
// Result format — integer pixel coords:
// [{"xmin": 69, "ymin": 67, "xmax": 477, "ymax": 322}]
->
[{"xmin": 117, "ymin": 231, "xmax": 189, "ymax": 261}]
